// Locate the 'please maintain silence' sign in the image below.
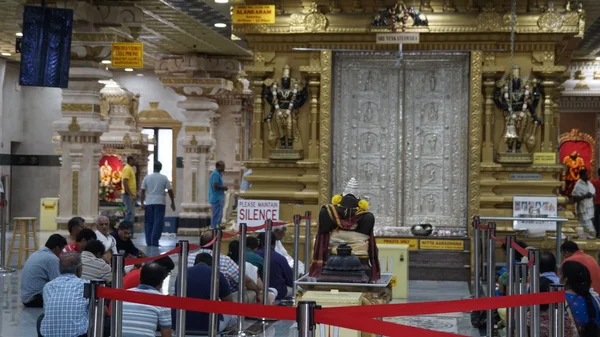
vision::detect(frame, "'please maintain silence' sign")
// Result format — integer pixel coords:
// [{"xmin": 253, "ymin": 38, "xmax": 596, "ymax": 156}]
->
[{"xmin": 237, "ymin": 199, "xmax": 280, "ymax": 228}]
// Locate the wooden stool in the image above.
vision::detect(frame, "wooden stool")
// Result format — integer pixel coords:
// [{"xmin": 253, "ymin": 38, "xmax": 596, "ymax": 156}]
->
[{"xmin": 7, "ymin": 217, "xmax": 39, "ymax": 268}]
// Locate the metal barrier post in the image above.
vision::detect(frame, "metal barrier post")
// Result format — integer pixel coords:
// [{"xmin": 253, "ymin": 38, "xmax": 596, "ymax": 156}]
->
[
  {"xmin": 304, "ymin": 211, "xmax": 311, "ymax": 274},
  {"xmin": 529, "ymin": 248, "xmax": 541, "ymax": 337},
  {"xmin": 0, "ymin": 199, "xmax": 13, "ymax": 273},
  {"xmin": 209, "ymin": 230, "xmax": 222, "ymax": 337},
  {"xmin": 297, "ymin": 301, "xmax": 318, "ymax": 337},
  {"xmin": 549, "ymin": 284, "xmax": 565, "ymax": 337},
  {"xmin": 176, "ymin": 240, "xmax": 189, "ymax": 337},
  {"xmin": 84, "ymin": 280, "xmax": 106, "ymax": 337},
  {"xmin": 473, "ymin": 216, "xmax": 481, "ymax": 298},
  {"xmin": 486, "ymin": 222, "xmax": 496, "ymax": 337},
  {"xmin": 515, "ymin": 263, "xmax": 528, "ymax": 337},
  {"xmin": 555, "ymin": 222, "xmax": 562, "ymax": 269},
  {"xmin": 262, "ymin": 220, "xmax": 273, "ymax": 309},
  {"xmin": 506, "ymin": 235, "xmax": 516, "ymax": 337},
  {"xmin": 293, "ymin": 214, "xmax": 301, "ymax": 298},
  {"xmin": 237, "ymin": 223, "xmax": 247, "ymax": 336},
  {"xmin": 110, "ymin": 254, "xmax": 124, "ymax": 337}
]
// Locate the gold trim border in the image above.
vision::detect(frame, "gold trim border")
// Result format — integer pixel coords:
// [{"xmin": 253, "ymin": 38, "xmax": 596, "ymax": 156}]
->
[
  {"xmin": 318, "ymin": 51, "xmax": 332, "ymax": 206},
  {"xmin": 469, "ymin": 51, "xmax": 483, "ymax": 276},
  {"xmin": 72, "ymin": 171, "xmax": 79, "ymax": 216}
]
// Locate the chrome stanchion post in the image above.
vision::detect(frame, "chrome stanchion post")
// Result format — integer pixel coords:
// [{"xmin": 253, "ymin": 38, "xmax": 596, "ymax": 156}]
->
[
  {"xmin": 297, "ymin": 301, "xmax": 318, "ymax": 337},
  {"xmin": 0, "ymin": 198, "xmax": 13, "ymax": 273},
  {"xmin": 515, "ymin": 263, "xmax": 528, "ymax": 337},
  {"xmin": 110, "ymin": 254, "xmax": 124, "ymax": 337},
  {"xmin": 473, "ymin": 216, "xmax": 481, "ymax": 298},
  {"xmin": 529, "ymin": 248, "xmax": 541, "ymax": 337},
  {"xmin": 262, "ymin": 220, "xmax": 273, "ymax": 308},
  {"xmin": 293, "ymin": 214, "xmax": 301, "ymax": 299},
  {"xmin": 84, "ymin": 280, "xmax": 106, "ymax": 337},
  {"xmin": 486, "ymin": 222, "xmax": 496, "ymax": 337},
  {"xmin": 556, "ymin": 222, "xmax": 562, "ymax": 269},
  {"xmin": 237, "ymin": 223, "xmax": 247, "ymax": 337},
  {"xmin": 176, "ymin": 240, "xmax": 189, "ymax": 337},
  {"xmin": 304, "ymin": 211, "xmax": 311, "ymax": 274},
  {"xmin": 506, "ymin": 235, "xmax": 516, "ymax": 337},
  {"xmin": 209, "ymin": 231, "xmax": 222, "ymax": 337},
  {"xmin": 549, "ymin": 284, "xmax": 565, "ymax": 337}
]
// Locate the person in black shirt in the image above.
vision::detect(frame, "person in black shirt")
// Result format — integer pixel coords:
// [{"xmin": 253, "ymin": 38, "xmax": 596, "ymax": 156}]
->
[{"xmin": 111, "ymin": 221, "xmax": 145, "ymax": 257}]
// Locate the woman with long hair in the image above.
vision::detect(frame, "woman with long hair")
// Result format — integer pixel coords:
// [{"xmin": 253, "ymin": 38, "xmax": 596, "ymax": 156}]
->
[
  {"xmin": 527, "ymin": 276, "xmax": 578, "ymax": 337},
  {"xmin": 562, "ymin": 261, "xmax": 600, "ymax": 337}
]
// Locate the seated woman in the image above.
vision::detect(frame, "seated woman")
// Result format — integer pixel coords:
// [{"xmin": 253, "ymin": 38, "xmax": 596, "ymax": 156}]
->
[
  {"xmin": 527, "ymin": 276, "xmax": 578, "ymax": 337},
  {"xmin": 563, "ymin": 261, "xmax": 600, "ymax": 337}
]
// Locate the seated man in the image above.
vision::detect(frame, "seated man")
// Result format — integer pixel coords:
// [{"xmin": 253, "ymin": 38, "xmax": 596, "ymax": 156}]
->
[
  {"xmin": 561, "ymin": 240, "xmax": 600, "ymax": 292},
  {"xmin": 63, "ymin": 228, "xmax": 97, "ymax": 253},
  {"xmin": 122, "ymin": 263, "xmax": 172, "ymax": 337},
  {"xmin": 258, "ymin": 232, "xmax": 294, "ymax": 300},
  {"xmin": 66, "ymin": 216, "xmax": 85, "ymax": 244},
  {"xmin": 188, "ymin": 230, "xmax": 259, "ymax": 301},
  {"xmin": 95, "ymin": 215, "xmax": 117, "ymax": 260},
  {"xmin": 246, "ymin": 236, "xmax": 264, "ymax": 276},
  {"xmin": 81, "ymin": 240, "xmax": 113, "ymax": 284},
  {"xmin": 38, "ymin": 252, "xmax": 89, "ymax": 337},
  {"xmin": 123, "ymin": 256, "xmax": 174, "ymax": 290},
  {"xmin": 21, "ymin": 234, "xmax": 66, "ymax": 307},
  {"xmin": 273, "ymin": 225, "xmax": 305, "ymax": 275},
  {"xmin": 111, "ymin": 221, "xmax": 145, "ymax": 258},
  {"xmin": 173, "ymin": 253, "xmax": 236, "ymax": 334}
]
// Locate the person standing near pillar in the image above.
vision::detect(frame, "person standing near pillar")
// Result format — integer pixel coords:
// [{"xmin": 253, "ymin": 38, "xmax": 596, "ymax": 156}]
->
[
  {"xmin": 591, "ymin": 168, "xmax": 600, "ymax": 239},
  {"xmin": 121, "ymin": 156, "xmax": 137, "ymax": 222},
  {"xmin": 209, "ymin": 161, "xmax": 228, "ymax": 229},
  {"xmin": 140, "ymin": 161, "xmax": 176, "ymax": 246}
]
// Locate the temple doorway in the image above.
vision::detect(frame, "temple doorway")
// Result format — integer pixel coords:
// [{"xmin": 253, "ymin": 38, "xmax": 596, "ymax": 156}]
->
[{"xmin": 332, "ymin": 52, "xmax": 469, "ymax": 230}]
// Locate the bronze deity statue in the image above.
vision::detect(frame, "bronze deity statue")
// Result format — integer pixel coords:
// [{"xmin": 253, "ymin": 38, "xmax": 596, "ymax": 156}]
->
[
  {"xmin": 493, "ymin": 66, "xmax": 542, "ymax": 153},
  {"xmin": 262, "ymin": 65, "xmax": 308, "ymax": 149}
]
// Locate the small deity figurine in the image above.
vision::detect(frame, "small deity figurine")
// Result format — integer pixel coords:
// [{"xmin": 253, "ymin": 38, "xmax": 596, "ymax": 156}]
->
[
  {"xmin": 493, "ymin": 65, "xmax": 542, "ymax": 153},
  {"xmin": 262, "ymin": 65, "xmax": 309, "ymax": 149},
  {"xmin": 371, "ymin": 1, "xmax": 429, "ymax": 31},
  {"xmin": 310, "ymin": 177, "xmax": 381, "ymax": 282},
  {"xmin": 562, "ymin": 151, "xmax": 586, "ymax": 197}
]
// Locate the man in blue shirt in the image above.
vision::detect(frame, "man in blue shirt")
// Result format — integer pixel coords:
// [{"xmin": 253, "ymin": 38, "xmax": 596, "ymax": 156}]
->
[
  {"xmin": 173, "ymin": 253, "xmax": 236, "ymax": 334},
  {"xmin": 21, "ymin": 234, "xmax": 66, "ymax": 307},
  {"xmin": 257, "ymin": 233, "xmax": 294, "ymax": 299},
  {"xmin": 209, "ymin": 161, "xmax": 228, "ymax": 229}
]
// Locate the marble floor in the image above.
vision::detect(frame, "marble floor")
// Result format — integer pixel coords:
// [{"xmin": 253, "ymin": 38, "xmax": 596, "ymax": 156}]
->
[{"xmin": 0, "ymin": 230, "xmax": 480, "ymax": 337}]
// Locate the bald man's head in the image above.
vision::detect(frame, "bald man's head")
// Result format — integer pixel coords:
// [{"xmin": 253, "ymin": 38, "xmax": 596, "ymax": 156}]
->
[{"xmin": 200, "ymin": 230, "xmax": 214, "ymax": 248}]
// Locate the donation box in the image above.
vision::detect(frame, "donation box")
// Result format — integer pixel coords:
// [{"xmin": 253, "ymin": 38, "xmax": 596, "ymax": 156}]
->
[
  {"xmin": 302, "ymin": 290, "xmax": 362, "ymax": 337},
  {"xmin": 40, "ymin": 198, "xmax": 59, "ymax": 231},
  {"xmin": 378, "ymin": 243, "xmax": 409, "ymax": 299}
]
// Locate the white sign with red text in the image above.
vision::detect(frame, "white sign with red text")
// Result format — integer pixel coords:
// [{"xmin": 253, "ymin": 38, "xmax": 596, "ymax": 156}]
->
[{"xmin": 236, "ymin": 199, "xmax": 280, "ymax": 228}]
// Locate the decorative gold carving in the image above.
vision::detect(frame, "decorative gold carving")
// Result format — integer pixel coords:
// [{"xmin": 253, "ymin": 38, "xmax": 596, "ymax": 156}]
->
[
  {"xmin": 420, "ymin": 0, "xmax": 433, "ymax": 12},
  {"xmin": 190, "ymin": 135, "xmax": 199, "ymax": 146},
  {"xmin": 476, "ymin": 6, "xmax": 502, "ymax": 31},
  {"xmin": 560, "ymin": 129, "xmax": 596, "ymax": 176},
  {"xmin": 468, "ymin": 51, "xmax": 483, "ymax": 225},
  {"xmin": 68, "ymin": 117, "xmax": 81, "ymax": 132},
  {"xmin": 538, "ymin": 3, "xmax": 564, "ymax": 32},
  {"xmin": 329, "ymin": 0, "xmax": 342, "ymax": 13},
  {"xmin": 72, "ymin": 171, "xmax": 79, "ymax": 216},
  {"xmin": 61, "ymin": 103, "xmax": 100, "ymax": 112},
  {"xmin": 574, "ymin": 81, "xmax": 590, "ymax": 90},
  {"xmin": 318, "ymin": 51, "xmax": 332, "ymax": 206},
  {"xmin": 184, "ymin": 126, "xmax": 211, "ymax": 133},
  {"xmin": 351, "ymin": 0, "xmax": 365, "ymax": 13},
  {"xmin": 123, "ymin": 133, "xmax": 132, "ymax": 147},
  {"xmin": 269, "ymin": 149, "xmax": 304, "ymax": 160},
  {"xmin": 594, "ymin": 71, "xmax": 600, "ymax": 80},
  {"xmin": 496, "ymin": 152, "xmax": 534, "ymax": 164},
  {"xmin": 304, "ymin": 3, "xmax": 328, "ymax": 33},
  {"xmin": 192, "ymin": 172, "xmax": 197, "ymax": 203},
  {"xmin": 443, "ymin": 0, "xmax": 456, "ymax": 12}
]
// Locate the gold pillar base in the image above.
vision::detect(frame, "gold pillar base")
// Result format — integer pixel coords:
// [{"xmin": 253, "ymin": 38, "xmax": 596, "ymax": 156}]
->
[{"xmin": 495, "ymin": 152, "xmax": 533, "ymax": 164}]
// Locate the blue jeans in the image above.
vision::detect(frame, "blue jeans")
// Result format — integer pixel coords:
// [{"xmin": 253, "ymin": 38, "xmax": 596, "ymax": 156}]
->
[
  {"xmin": 122, "ymin": 193, "xmax": 135, "ymax": 222},
  {"xmin": 144, "ymin": 204, "xmax": 166, "ymax": 246},
  {"xmin": 211, "ymin": 200, "xmax": 224, "ymax": 229}
]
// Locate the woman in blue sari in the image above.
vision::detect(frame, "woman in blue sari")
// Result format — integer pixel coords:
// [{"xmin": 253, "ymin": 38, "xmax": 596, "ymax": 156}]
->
[{"xmin": 563, "ymin": 261, "xmax": 600, "ymax": 337}]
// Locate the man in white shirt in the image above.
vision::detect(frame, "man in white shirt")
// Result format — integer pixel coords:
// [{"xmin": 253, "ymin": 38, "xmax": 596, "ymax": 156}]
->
[{"xmin": 140, "ymin": 162, "xmax": 175, "ymax": 247}]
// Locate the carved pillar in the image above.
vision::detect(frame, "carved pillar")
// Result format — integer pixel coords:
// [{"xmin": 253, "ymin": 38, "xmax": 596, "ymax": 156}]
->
[
  {"xmin": 233, "ymin": 114, "xmax": 243, "ymax": 167},
  {"xmin": 245, "ymin": 52, "xmax": 275, "ymax": 160},
  {"xmin": 208, "ymin": 115, "xmax": 220, "ymax": 165},
  {"xmin": 300, "ymin": 53, "xmax": 322, "ymax": 161},
  {"xmin": 481, "ymin": 65, "xmax": 504, "ymax": 164}
]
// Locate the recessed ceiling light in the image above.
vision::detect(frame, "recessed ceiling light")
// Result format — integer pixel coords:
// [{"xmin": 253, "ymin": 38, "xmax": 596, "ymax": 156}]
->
[
  {"xmin": 15, "ymin": 32, "xmax": 22, "ymax": 37},
  {"xmin": 596, "ymin": 57, "xmax": 600, "ymax": 61},
  {"xmin": 136, "ymin": 73, "xmax": 144, "ymax": 77},
  {"xmin": 124, "ymin": 68, "xmax": 134, "ymax": 72},
  {"xmin": 1, "ymin": 52, "xmax": 11, "ymax": 56},
  {"xmin": 214, "ymin": 23, "xmax": 227, "ymax": 28},
  {"xmin": 215, "ymin": 0, "xmax": 228, "ymax": 3},
  {"xmin": 101, "ymin": 60, "xmax": 111, "ymax": 64}
]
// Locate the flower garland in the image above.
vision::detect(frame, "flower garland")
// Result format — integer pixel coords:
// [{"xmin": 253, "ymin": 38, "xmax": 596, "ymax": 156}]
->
[
  {"xmin": 272, "ymin": 82, "xmax": 299, "ymax": 117},
  {"xmin": 503, "ymin": 83, "xmax": 530, "ymax": 123}
]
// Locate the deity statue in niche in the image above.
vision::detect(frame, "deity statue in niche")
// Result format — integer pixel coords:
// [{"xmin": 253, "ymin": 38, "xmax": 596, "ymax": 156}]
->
[
  {"xmin": 310, "ymin": 177, "xmax": 381, "ymax": 283},
  {"xmin": 423, "ymin": 163, "xmax": 437, "ymax": 183},
  {"xmin": 426, "ymin": 134, "xmax": 438, "ymax": 154},
  {"xmin": 361, "ymin": 162, "xmax": 379, "ymax": 183},
  {"xmin": 493, "ymin": 65, "xmax": 542, "ymax": 153},
  {"xmin": 562, "ymin": 151, "xmax": 586, "ymax": 197},
  {"xmin": 364, "ymin": 103, "xmax": 375, "ymax": 122},
  {"xmin": 424, "ymin": 194, "xmax": 436, "ymax": 213},
  {"xmin": 363, "ymin": 71, "xmax": 375, "ymax": 91},
  {"xmin": 363, "ymin": 132, "xmax": 378, "ymax": 153},
  {"xmin": 263, "ymin": 65, "xmax": 309, "ymax": 149},
  {"xmin": 99, "ymin": 155, "xmax": 124, "ymax": 202}
]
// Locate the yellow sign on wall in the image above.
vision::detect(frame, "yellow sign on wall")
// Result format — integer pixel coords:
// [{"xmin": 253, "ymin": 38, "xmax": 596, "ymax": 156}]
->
[
  {"xmin": 419, "ymin": 239, "xmax": 464, "ymax": 251},
  {"xmin": 232, "ymin": 5, "xmax": 276, "ymax": 24},
  {"xmin": 533, "ymin": 152, "xmax": 557, "ymax": 165},
  {"xmin": 376, "ymin": 238, "xmax": 418, "ymax": 250},
  {"xmin": 111, "ymin": 43, "xmax": 144, "ymax": 68}
]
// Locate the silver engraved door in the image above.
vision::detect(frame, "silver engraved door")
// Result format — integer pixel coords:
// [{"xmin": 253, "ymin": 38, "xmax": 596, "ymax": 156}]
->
[{"xmin": 332, "ymin": 52, "xmax": 469, "ymax": 230}]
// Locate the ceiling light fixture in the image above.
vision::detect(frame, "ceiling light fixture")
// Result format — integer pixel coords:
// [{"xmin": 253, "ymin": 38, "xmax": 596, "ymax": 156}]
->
[
  {"xmin": 16, "ymin": 32, "xmax": 22, "ymax": 37},
  {"xmin": 1, "ymin": 52, "xmax": 11, "ymax": 56},
  {"xmin": 214, "ymin": 23, "xmax": 227, "ymax": 28},
  {"xmin": 596, "ymin": 57, "xmax": 600, "ymax": 61},
  {"xmin": 215, "ymin": 0, "xmax": 229, "ymax": 3},
  {"xmin": 136, "ymin": 73, "xmax": 144, "ymax": 77},
  {"xmin": 124, "ymin": 68, "xmax": 134, "ymax": 72},
  {"xmin": 101, "ymin": 60, "xmax": 111, "ymax": 64}
]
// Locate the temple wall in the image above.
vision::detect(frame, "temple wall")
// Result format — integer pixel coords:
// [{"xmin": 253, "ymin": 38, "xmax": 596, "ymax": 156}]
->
[{"xmin": 560, "ymin": 112, "xmax": 596, "ymax": 136}]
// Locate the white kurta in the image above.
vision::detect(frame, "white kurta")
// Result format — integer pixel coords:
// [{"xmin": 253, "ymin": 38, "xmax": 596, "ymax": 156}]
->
[{"xmin": 573, "ymin": 179, "xmax": 596, "ymax": 232}]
